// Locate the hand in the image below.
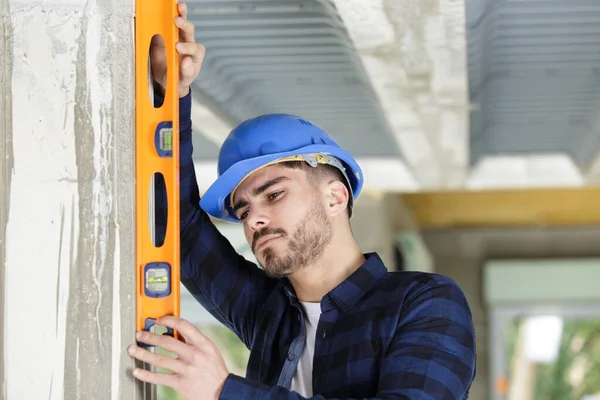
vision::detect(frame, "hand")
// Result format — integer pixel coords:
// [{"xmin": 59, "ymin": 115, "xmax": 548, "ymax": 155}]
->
[
  {"xmin": 150, "ymin": 2, "xmax": 206, "ymax": 98},
  {"xmin": 128, "ymin": 316, "xmax": 229, "ymax": 400}
]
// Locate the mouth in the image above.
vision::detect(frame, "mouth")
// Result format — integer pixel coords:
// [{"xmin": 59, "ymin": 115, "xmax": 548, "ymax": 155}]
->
[{"xmin": 256, "ymin": 235, "xmax": 281, "ymax": 251}]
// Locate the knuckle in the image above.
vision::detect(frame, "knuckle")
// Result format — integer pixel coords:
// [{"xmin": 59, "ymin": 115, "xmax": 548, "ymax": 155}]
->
[
  {"xmin": 134, "ymin": 368, "xmax": 146, "ymax": 379},
  {"xmin": 184, "ymin": 362, "xmax": 196, "ymax": 377},
  {"xmin": 150, "ymin": 351, "xmax": 163, "ymax": 363},
  {"xmin": 190, "ymin": 348, "xmax": 203, "ymax": 363},
  {"xmin": 203, "ymin": 335, "xmax": 214, "ymax": 347},
  {"xmin": 180, "ymin": 319, "xmax": 194, "ymax": 332},
  {"xmin": 145, "ymin": 351, "xmax": 158, "ymax": 364},
  {"xmin": 138, "ymin": 348, "xmax": 152, "ymax": 362}
]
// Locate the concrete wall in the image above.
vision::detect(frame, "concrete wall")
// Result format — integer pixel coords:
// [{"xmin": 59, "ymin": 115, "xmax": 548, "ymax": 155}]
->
[
  {"xmin": 0, "ymin": 0, "xmax": 12, "ymax": 395},
  {"xmin": 0, "ymin": 0, "xmax": 140, "ymax": 398},
  {"xmin": 421, "ymin": 226, "xmax": 600, "ymax": 400}
]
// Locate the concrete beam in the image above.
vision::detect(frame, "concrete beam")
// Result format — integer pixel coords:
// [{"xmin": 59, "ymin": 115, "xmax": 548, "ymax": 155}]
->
[
  {"xmin": 327, "ymin": 0, "xmax": 470, "ymax": 189},
  {"xmin": 401, "ymin": 188, "xmax": 600, "ymax": 228},
  {"xmin": 1, "ymin": 0, "xmax": 140, "ymax": 398}
]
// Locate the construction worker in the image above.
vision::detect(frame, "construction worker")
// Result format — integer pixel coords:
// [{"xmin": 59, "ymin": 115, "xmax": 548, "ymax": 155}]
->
[{"xmin": 128, "ymin": 3, "xmax": 476, "ymax": 399}]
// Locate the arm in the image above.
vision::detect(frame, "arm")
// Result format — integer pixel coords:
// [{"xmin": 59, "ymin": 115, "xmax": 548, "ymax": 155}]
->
[
  {"xmin": 148, "ymin": 5, "xmax": 275, "ymax": 348},
  {"xmin": 153, "ymin": 91, "xmax": 277, "ymax": 348},
  {"xmin": 217, "ymin": 275, "xmax": 476, "ymax": 400}
]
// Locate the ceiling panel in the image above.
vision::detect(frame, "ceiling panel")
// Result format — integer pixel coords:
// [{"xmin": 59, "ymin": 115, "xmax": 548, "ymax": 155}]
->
[
  {"xmin": 187, "ymin": 0, "xmax": 401, "ymax": 160},
  {"xmin": 467, "ymin": 0, "xmax": 600, "ymax": 170}
]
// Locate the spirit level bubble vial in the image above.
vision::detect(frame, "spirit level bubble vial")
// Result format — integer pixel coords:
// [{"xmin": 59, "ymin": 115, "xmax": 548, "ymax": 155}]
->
[{"xmin": 144, "ymin": 262, "xmax": 171, "ymax": 298}]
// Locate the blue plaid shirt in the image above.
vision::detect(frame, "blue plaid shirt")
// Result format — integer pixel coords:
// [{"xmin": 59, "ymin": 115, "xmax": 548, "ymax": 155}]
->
[{"xmin": 162, "ymin": 93, "xmax": 476, "ymax": 399}]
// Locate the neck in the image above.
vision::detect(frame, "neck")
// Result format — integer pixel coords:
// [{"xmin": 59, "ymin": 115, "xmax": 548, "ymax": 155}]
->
[{"xmin": 288, "ymin": 228, "xmax": 366, "ymax": 302}]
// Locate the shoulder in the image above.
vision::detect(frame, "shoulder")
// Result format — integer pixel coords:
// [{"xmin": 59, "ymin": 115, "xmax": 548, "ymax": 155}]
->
[
  {"xmin": 379, "ymin": 270, "xmax": 466, "ymax": 301},
  {"xmin": 360, "ymin": 253, "xmax": 465, "ymax": 304},
  {"xmin": 373, "ymin": 271, "xmax": 473, "ymax": 326}
]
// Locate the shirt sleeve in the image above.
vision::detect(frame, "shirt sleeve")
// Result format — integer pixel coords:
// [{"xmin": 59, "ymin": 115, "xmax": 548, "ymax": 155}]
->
[
  {"xmin": 218, "ymin": 275, "xmax": 476, "ymax": 400},
  {"xmin": 153, "ymin": 90, "xmax": 278, "ymax": 349}
]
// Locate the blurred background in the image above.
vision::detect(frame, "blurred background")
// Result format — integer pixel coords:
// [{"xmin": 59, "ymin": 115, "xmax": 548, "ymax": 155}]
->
[{"xmin": 161, "ymin": 1, "xmax": 600, "ymax": 399}]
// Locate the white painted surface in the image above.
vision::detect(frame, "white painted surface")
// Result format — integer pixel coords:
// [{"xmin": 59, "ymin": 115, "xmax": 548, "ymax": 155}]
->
[{"xmin": 5, "ymin": 4, "xmax": 83, "ymax": 398}]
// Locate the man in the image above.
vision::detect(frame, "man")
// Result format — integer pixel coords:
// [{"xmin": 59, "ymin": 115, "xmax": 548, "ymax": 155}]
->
[{"xmin": 128, "ymin": 3, "xmax": 477, "ymax": 399}]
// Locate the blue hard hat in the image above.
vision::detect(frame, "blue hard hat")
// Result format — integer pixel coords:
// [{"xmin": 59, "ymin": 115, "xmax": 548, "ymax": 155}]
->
[{"xmin": 200, "ymin": 114, "xmax": 364, "ymax": 223}]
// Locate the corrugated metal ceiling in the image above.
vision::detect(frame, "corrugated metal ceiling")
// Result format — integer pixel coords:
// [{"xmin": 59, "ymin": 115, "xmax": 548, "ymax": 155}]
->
[
  {"xmin": 188, "ymin": 0, "xmax": 400, "ymax": 161},
  {"xmin": 467, "ymin": 0, "xmax": 600, "ymax": 169},
  {"xmin": 187, "ymin": 0, "xmax": 600, "ymax": 183}
]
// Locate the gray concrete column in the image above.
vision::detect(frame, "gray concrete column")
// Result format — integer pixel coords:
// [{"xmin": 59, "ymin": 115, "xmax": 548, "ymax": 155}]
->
[
  {"xmin": 351, "ymin": 192, "xmax": 399, "ymax": 271},
  {"xmin": 0, "ymin": 0, "xmax": 140, "ymax": 398}
]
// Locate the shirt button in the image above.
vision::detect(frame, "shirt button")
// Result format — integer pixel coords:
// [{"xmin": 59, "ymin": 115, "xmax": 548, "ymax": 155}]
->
[
  {"xmin": 322, "ymin": 329, "xmax": 327, "ymax": 339},
  {"xmin": 287, "ymin": 353, "xmax": 296, "ymax": 361}
]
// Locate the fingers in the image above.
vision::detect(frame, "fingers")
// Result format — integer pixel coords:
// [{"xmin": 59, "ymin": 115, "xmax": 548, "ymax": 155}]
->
[
  {"xmin": 172, "ymin": 1, "xmax": 204, "ymax": 97},
  {"xmin": 157, "ymin": 316, "xmax": 213, "ymax": 349},
  {"xmin": 135, "ymin": 330, "xmax": 194, "ymax": 363},
  {"xmin": 175, "ymin": 14, "xmax": 195, "ymax": 44},
  {"xmin": 128, "ymin": 344, "xmax": 186, "ymax": 375},
  {"xmin": 175, "ymin": 41, "xmax": 195, "ymax": 55},
  {"xmin": 178, "ymin": 1, "xmax": 188, "ymax": 20},
  {"xmin": 176, "ymin": 41, "xmax": 205, "ymax": 63},
  {"xmin": 132, "ymin": 366, "xmax": 178, "ymax": 387},
  {"xmin": 180, "ymin": 57, "xmax": 195, "ymax": 83}
]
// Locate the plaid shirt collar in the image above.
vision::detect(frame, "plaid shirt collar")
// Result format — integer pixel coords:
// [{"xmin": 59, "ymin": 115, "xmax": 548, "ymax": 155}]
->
[{"xmin": 282, "ymin": 252, "xmax": 387, "ymax": 312}]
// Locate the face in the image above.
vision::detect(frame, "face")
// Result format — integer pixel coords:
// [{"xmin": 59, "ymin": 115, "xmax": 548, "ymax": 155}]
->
[{"xmin": 231, "ymin": 164, "xmax": 333, "ymax": 278}]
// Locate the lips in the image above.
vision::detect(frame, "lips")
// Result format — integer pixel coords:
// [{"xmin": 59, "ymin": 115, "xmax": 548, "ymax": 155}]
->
[{"xmin": 255, "ymin": 235, "xmax": 281, "ymax": 251}]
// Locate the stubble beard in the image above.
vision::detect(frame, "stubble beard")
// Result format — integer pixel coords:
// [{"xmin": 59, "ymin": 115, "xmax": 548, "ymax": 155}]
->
[{"xmin": 258, "ymin": 198, "xmax": 332, "ymax": 278}]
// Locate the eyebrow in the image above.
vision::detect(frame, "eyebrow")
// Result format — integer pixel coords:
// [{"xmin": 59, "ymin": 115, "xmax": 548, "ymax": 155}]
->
[{"xmin": 232, "ymin": 176, "xmax": 291, "ymax": 214}]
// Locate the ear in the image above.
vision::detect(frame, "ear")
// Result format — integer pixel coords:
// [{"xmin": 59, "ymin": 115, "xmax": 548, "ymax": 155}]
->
[{"xmin": 325, "ymin": 180, "xmax": 349, "ymax": 217}]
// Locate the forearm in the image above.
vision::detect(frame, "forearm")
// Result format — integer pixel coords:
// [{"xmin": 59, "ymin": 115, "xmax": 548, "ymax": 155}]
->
[
  {"xmin": 220, "ymin": 375, "xmax": 391, "ymax": 400},
  {"xmin": 167, "ymin": 91, "xmax": 276, "ymax": 347}
]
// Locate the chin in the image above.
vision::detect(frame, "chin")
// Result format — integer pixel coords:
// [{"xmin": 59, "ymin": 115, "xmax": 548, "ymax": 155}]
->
[
  {"xmin": 264, "ymin": 266, "xmax": 294, "ymax": 279},
  {"xmin": 259, "ymin": 249, "xmax": 292, "ymax": 278},
  {"xmin": 258, "ymin": 246, "xmax": 279, "ymax": 264}
]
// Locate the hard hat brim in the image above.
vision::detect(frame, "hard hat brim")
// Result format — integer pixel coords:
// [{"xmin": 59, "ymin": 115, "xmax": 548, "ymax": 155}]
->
[{"xmin": 200, "ymin": 144, "xmax": 363, "ymax": 223}]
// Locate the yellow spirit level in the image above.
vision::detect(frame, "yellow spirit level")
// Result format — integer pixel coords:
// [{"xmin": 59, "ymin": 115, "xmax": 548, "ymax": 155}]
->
[{"xmin": 135, "ymin": 0, "xmax": 180, "ymax": 346}]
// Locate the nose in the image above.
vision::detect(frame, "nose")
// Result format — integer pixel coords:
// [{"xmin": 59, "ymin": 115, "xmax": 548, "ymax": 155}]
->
[{"xmin": 246, "ymin": 207, "xmax": 270, "ymax": 232}]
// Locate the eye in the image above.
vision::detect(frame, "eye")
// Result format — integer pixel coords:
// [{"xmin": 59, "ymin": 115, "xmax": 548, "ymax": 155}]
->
[
  {"xmin": 238, "ymin": 209, "xmax": 249, "ymax": 220},
  {"xmin": 268, "ymin": 191, "xmax": 283, "ymax": 201}
]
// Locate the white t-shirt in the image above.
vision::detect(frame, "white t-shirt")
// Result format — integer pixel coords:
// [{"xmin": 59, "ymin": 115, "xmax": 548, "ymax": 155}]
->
[{"xmin": 290, "ymin": 301, "xmax": 322, "ymax": 397}]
